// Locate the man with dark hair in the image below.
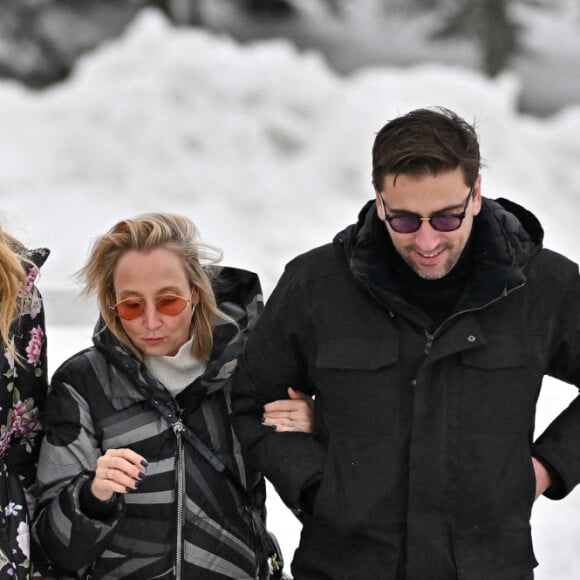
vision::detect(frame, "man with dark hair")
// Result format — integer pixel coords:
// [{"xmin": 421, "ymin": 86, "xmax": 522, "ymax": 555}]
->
[{"xmin": 231, "ymin": 107, "xmax": 580, "ymax": 580}]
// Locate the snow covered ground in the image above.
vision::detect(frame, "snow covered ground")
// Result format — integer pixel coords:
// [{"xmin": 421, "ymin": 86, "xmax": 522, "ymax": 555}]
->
[{"xmin": 2, "ymin": 10, "xmax": 580, "ymax": 578}]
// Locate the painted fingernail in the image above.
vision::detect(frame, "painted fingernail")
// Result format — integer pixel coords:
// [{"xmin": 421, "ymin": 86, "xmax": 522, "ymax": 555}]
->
[
  {"xmin": 141, "ymin": 460, "xmax": 149, "ymax": 468},
  {"xmin": 138, "ymin": 471, "xmax": 146, "ymax": 480},
  {"xmin": 260, "ymin": 415, "xmax": 265, "ymax": 423},
  {"xmin": 271, "ymin": 425, "xmax": 277, "ymax": 431},
  {"xmin": 134, "ymin": 480, "xmax": 141, "ymax": 489}
]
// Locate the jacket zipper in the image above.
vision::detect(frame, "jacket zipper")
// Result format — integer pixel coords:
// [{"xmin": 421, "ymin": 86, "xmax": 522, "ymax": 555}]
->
[
  {"xmin": 423, "ymin": 282, "xmax": 525, "ymax": 354},
  {"xmin": 173, "ymin": 420, "xmax": 186, "ymax": 580}
]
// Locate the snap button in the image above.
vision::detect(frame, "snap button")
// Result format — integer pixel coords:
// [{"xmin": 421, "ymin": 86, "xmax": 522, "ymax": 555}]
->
[{"xmin": 467, "ymin": 335, "xmax": 477, "ymax": 343}]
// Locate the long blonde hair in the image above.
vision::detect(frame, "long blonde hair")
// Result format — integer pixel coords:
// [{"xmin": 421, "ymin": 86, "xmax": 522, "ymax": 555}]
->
[
  {"xmin": 0, "ymin": 229, "xmax": 28, "ymax": 361},
  {"xmin": 78, "ymin": 213, "xmax": 232, "ymax": 360}
]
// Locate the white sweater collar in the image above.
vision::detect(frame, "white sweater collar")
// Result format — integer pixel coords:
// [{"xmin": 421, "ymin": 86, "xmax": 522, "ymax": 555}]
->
[{"xmin": 144, "ymin": 336, "xmax": 207, "ymax": 397}]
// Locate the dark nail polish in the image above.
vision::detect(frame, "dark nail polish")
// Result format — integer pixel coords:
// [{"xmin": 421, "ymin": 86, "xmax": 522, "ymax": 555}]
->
[
  {"xmin": 271, "ymin": 425, "xmax": 277, "ymax": 431},
  {"xmin": 260, "ymin": 415, "xmax": 265, "ymax": 423},
  {"xmin": 134, "ymin": 480, "xmax": 141, "ymax": 489},
  {"xmin": 138, "ymin": 471, "xmax": 146, "ymax": 480},
  {"xmin": 141, "ymin": 460, "xmax": 149, "ymax": 468}
]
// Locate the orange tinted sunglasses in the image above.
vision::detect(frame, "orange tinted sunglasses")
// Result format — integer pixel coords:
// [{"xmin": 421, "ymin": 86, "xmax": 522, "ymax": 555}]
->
[{"xmin": 110, "ymin": 293, "xmax": 193, "ymax": 321}]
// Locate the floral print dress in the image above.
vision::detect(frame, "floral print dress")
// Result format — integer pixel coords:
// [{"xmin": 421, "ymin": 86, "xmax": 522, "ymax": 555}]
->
[{"xmin": 0, "ymin": 248, "xmax": 49, "ymax": 579}]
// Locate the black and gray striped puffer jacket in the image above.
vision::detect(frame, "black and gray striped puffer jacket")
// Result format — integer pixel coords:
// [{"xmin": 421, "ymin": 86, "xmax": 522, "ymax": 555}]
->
[{"xmin": 33, "ymin": 266, "xmax": 269, "ymax": 579}]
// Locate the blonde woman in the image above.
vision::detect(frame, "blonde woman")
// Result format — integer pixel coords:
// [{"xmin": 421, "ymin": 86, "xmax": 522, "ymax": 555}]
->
[
  {"xmin": 0, "ymin": 228, "xmax": 48, "ymax": 579},
  {"xmin": 33, "ymin": 213, "xmax": 311, "ymax": 580}
]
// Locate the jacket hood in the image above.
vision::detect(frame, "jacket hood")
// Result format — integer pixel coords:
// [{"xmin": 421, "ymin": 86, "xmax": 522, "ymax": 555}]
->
[
  {"xmin": 333, "ymin": 196, "xmax": 544, "ymax": 315},
  {"xmin": 490, "ymin": 196, "xmax": 544, "ymax": 250}
]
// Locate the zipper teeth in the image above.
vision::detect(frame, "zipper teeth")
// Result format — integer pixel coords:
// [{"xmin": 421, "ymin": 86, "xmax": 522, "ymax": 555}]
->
[{"xmin": 175, "ymin": 426, "xmax": 185, "ymax": 580}]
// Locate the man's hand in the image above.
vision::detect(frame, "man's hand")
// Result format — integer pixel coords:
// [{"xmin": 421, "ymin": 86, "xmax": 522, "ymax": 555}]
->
[{"xmin": 532, "ymin": 456, "xmax": 552, "ymax": 500}]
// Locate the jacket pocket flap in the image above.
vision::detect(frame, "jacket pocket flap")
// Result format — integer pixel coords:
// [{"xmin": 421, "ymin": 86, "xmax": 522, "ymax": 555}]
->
[{"xmin": 317, "ymin": 336, "xmax": 398, "ymax": 370}]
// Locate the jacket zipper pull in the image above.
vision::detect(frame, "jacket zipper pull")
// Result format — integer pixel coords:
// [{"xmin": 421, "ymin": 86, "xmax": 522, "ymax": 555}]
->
[{"xmin": 172, "ymin": 420, "xmax": 185, "ymax": 436}]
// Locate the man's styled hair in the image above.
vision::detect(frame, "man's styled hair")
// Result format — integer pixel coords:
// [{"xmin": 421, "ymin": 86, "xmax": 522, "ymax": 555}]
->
[
  {"xmin": 372, "ymin": 107, "xmax": 481, "ymax": 192},
  {"xmin": 78, "ymin": 212, "xmax": 232, "ymax": 361}
]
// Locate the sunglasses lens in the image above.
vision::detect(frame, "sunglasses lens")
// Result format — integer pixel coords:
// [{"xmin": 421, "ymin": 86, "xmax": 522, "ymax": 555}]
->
[
  {"xmin": 388, "ymin": 215, "xmax": 463, "ymax": 233},
  {"xmin": 155, "ymin": 295, "xmax": 189, "ymax": 316},
  {"xmin": 115, "ymin": 300, "xmax": 145, "ymax": 320},
  {"xmin": 430, "ymin": 215, "xmax": 462, "ymax": 232},
  {"xmin": 388, "ymin": 216, "xmax": 421, "ymax": 234}
]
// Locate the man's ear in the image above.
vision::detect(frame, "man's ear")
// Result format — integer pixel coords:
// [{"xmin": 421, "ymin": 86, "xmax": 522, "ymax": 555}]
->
[
  {"xmin": 471, "ymin": 175, "xmax": 483, "ymax": 216},
  {"xmin": 375, "ymin": 190, "xmax": 385, "ymax": 219}
]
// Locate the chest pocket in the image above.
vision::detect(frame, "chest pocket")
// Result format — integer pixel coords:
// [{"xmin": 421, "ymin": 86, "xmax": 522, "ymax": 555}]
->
[
  {"xmin": 459, "ymin": 333, "xmax": 543, "ymax": 433},
  {"xmin": 314, "ymin": 336, "xmax": 400, "ymax": 436}
]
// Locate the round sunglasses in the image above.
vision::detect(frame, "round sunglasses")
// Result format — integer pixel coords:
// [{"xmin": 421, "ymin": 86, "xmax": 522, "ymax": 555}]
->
[
  {"xmin": 110, "ymin": 293, "xmax": 193, "ymax": 321},
  {"xmin": 379, "ymin": 188, "xmax": 473, "ymax": 234}
]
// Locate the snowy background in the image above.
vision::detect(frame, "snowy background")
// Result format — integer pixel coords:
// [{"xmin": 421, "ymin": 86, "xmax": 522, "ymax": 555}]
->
[{"xmin": 2, "ymin": 7, "xmax": 580, "ymax": 578}]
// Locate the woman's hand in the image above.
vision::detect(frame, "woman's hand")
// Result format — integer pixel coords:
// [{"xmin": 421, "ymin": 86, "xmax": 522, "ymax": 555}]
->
[
  {"xmin": 262, "ymin": 387, "xmax": 314, "ymax": 433},
  {"xmin": 91, "ymin": 448, "xmax": 149, "ymax": 502}
]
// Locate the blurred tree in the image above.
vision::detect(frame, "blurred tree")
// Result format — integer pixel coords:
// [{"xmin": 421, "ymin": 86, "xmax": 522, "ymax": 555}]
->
[
  {"xmin": 140, "ymin": 0, "xmax": 302, "ymax": 23},
  {"xmin": 0, "ymin": 0, "xmax": 341, "ymax": 89},
  {"xmin": 236, "ymin": 0, "xmax": 344, "ymax": 18},
  {"xmin": 391, "ymin": 0, "xmax": 558, "ymax": 77},
  {"xmin": 141, "ymin": 0, "xmax": 202, "ymax": 25},
  {"xmin": 239, "ymin": 0, "xmax": 295, "ymax": 17},
  {"xmin": 0, "ymin": 0, "xmax": 70, "ymax": 87}
]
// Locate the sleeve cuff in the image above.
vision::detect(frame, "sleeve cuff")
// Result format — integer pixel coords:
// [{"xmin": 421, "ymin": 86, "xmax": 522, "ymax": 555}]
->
[
  {"xmin": 532, "ymin": 452, "xmax": 565, "ymax": 499},
  {"xmin": 79, "ymin": 478, "xmax": 119, "ymax": 520}
]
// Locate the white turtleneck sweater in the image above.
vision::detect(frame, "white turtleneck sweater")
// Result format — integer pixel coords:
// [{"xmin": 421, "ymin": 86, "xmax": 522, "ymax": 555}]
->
[{"xmin": 144, "ymin": 336, "xmax": 207, "ymax": 397}]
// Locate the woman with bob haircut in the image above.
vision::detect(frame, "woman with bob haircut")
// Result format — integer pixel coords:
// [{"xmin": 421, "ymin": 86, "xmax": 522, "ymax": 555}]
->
[
  {"xmin": 32, "ymin": 213, "xmax": 312, "ymax": 580},
  {"xmin": 0, "ymin": 226, "xmax": 48, "ymax": 579}
]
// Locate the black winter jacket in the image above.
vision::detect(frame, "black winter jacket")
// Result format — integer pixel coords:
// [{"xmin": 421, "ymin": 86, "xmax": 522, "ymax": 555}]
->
[
  {"xmin": 33, "ymin": 267, "xmax": 269, "ymax": 580},
  {"xmin": 232, "ymin": 198, "xmax": 580, "ymax": 580}
]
